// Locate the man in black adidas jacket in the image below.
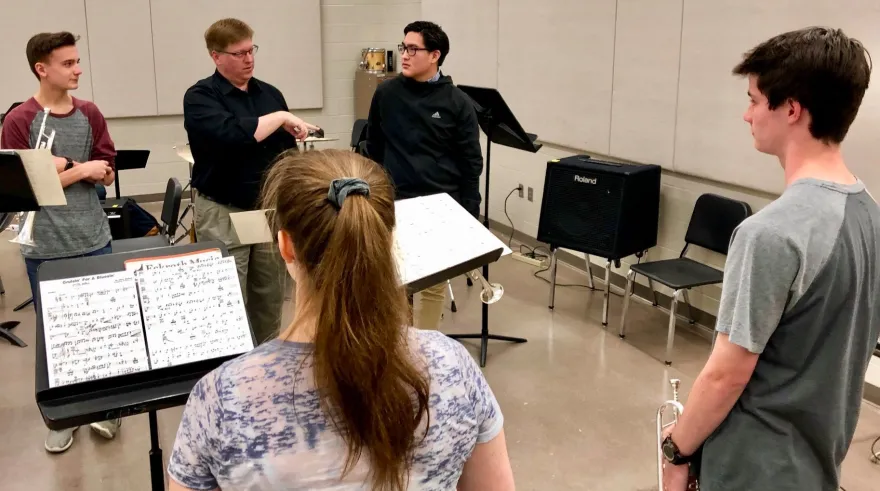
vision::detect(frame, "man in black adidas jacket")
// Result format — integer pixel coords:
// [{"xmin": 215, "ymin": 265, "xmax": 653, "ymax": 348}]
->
[{"xmin": 365, "ymin": 20, "xmax": 483, "ymax": 330}]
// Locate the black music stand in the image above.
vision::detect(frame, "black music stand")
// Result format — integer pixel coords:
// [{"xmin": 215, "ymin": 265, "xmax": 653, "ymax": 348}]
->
[
  {"xmin": 451, "ymin": 86, "xmax": 542, "ymax": 367},
  {"xmin": 35, "ymin": 241, "xmax": 248, "ymax": 491},
  {"xmin": 0, "ymin": 151, "xmax": 43, "ymax": 347},
  {"xmin": 112, "ymin": 149, "xmax": 150, "ymax": 199}
]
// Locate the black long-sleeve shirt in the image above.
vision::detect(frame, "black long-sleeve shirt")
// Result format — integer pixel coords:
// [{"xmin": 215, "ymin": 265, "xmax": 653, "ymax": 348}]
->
[
  {"xmin": 365, "ymin": 74, "xmax": 483, "ymax": 217},
  {"xmin": 183, "ymin": 70, "xmax": 297, "ymax": 210}
]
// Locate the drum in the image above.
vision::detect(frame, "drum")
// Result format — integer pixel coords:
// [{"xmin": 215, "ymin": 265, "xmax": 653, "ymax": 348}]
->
[{"xmin": 360, "ymin": 48, "xmax": 387, "ymax": 73}]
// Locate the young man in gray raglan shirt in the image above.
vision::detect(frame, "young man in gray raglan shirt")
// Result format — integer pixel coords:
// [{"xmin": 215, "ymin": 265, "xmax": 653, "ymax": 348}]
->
[
  {"xmin": 0, "ymin": 32, "xmax": 120, "ymax": 454},
  {"xmin": 660, "ymin": 27, "xmax": 880, "ymax": 491}
]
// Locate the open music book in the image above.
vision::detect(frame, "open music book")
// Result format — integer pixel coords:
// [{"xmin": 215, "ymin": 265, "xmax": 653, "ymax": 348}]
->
[{"xmin": 40, "ymin": 250, "xmax": 254, "ymax": 388}]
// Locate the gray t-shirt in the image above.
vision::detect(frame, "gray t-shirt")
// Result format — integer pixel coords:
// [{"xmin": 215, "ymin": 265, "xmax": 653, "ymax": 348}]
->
[
  {"xmin": 701, "ymin": 179, "xmax": 880, "ymax": 491},
  {"xmin": 168, "ymin": 329, "xmax": 503, "ymax": 490}
]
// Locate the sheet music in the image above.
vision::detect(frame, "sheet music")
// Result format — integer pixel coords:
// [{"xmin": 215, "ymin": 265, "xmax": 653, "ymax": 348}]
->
[
  {"xmin": 393, "ymin": 193, "xmax": 511, "ymax": 285},
  {"xmin": 126, "ymin": 252, "xmax": 254, "ymax": 368},
  {"xmin": 40, "ymin": 271, "xmax": 150, "ymax": 388}
]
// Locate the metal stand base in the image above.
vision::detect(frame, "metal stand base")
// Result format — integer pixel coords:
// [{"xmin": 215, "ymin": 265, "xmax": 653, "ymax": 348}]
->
[
  {"xmin": 149, "ymin": 411, "xmax": 164, "ymax": 491},
  {"xmin": 448, "ymin": 261, "xmax": 529, "ymax": 367},
  {"xmin": 547, "ymin": 249, "xmax": 603, "ymax": 320},
  {"xmin": 0, "ymin": 321, "xmax": 25, "ymax": 347},
  {"xmin": 13, "ymin": 296, "xmax": 33, "ymax": 312}
]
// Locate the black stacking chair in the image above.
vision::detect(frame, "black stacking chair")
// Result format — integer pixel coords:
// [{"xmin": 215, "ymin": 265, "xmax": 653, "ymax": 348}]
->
[
  {"xmin": 350, "ymin": 119, "xmax": 368, "ymax": 155},
  {"xmin": 618, "ymin": 193, "xmax": 752, "ymax": 365},
  {"xmin": 111, "ymin": 178, "xmax": 183, "ymax": 253}
]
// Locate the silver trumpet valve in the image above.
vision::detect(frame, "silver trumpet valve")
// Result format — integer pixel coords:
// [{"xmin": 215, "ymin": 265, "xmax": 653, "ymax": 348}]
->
[{"xmin": 465, "ymin": 269, "xmax": 504, "ymax": 304}]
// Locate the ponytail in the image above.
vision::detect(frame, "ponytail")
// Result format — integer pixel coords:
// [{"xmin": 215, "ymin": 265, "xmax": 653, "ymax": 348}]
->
[{"xmin": 262, "ymin": 150, "xmax": 430, "ymax": 491}]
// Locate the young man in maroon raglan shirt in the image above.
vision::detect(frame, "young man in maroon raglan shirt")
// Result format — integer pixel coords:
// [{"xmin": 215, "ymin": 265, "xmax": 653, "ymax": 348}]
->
[{"xmin": 0, "ymin": 31, "xmax": 120, "ymax": 454}]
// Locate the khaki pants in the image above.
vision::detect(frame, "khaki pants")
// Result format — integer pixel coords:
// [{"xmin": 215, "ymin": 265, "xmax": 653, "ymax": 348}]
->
[
  {"xmin": 194, "ymin": 191, "xmax": 287, "ymax": 344},
  {"xmin": 415, "ymin": 282, "xmax": 446, "ymax": 330}
]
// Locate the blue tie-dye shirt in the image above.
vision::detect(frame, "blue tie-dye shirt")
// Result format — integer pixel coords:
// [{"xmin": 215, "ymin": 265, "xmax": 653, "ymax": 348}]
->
[{"xmin": 168, "ymin": 329, "xmax": 504, "ymax": 490}]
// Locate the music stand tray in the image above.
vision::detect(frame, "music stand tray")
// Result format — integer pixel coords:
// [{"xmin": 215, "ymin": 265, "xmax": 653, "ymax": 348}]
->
[
  {"xmin": 112, "ymin": 149, "xmax": 150, "ymax": 199},
  {"xmin": 405, "ymin": 248, "xmax": 503, "ymax": 294},
  {"xmin": 35, "ymin": 240, "xmax": 242, "ymax": 491},
  {"xmin": 0, "ymin": 151, "xmax": 41, "ymax": 212},
  {"xmin": 451, "ymin": 86, "xmax": 542, "ymax": 366}
]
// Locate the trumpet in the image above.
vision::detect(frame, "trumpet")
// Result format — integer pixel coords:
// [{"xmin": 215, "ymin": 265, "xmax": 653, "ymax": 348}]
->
[
  {"xmin": 657, "ymin": 378, "xmax": 699, "ymax": 490},
  {"xmin": 465, "ymin": 269, "xmax": 503, "ymax": 304},
  {"xmin": 9, "ymin": 211, "xmax": 36, "ymax": 247}
]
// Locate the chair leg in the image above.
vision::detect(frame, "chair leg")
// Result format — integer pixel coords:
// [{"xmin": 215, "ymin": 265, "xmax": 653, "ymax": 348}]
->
[
  {"xmin": 619, "ymin": 269, "xmax": 636, "ymax": 338},
  {"xmin": 665, "ymin": 289, "xmax": 684, "ymax": 365},
  {"xmin": 682, "ymin": 289, "xmax": 696, "ymax": 324},
  {"xmin": 646, "ymin": 278, "xmax": 659, "ymax": 306},
  {"xmin": 448, "ymin": 280, "xmax": 457, "ymax": 313},
  {"xmin": 601, "ymin": 259, "xmax": 612, "ymax": 326},
  {"xmin": 0, "ymin": 275, "xmax": 4, "ymax": 295},
  {"xmin": 0, "ymin": 321, "xmax": 26, "ymax": 348},
  {"xmin": 584, "ymin": 254, "xmax": 595, "ymax": 290},
  {"xmin": 548, "ymin": 248, "xmax": 558, "ymax": 310}
]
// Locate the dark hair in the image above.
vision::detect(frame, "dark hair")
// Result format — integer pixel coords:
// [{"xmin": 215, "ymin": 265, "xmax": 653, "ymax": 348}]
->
[
  {"xmin": 26, "ymin": 32, "xmax": 79, "ymax": 80},
  {"xmin": 404, "ymin": 21, "xmax": 450, "ymax": 67},
  {"xmin": 205, "ymin": 18, "xmax": 254, "ymax": 52},
  {"xmin": 733, "ymin": 26, "xmax": 872, "ymax": 144},
  {"xmin": 260, "ymin": 150, "xmax": 430, "ymax": 491}
]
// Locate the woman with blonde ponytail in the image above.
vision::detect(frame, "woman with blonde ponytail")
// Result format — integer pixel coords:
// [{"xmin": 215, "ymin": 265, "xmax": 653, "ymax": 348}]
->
[{"xmin": 167, "ymin": 149, "xmax": 515, "ymax": 491}]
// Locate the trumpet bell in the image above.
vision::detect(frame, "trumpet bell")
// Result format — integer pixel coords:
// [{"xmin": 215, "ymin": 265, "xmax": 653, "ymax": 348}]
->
[
  {"xmin": 480, "ymin": 282, "xmax": 504, "ymax": 304},
  {"xmin": 9, "ymin": 211, "xmax": 36, "ymax": 247},
  {"xmin": 466, "ymin": 270, "xmax": 504, "ymax": 304}
]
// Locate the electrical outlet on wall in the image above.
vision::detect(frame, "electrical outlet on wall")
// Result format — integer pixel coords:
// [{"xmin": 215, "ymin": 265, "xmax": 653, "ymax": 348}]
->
[
  {"xmin": 527, "ymin": 187, "xmax": 534, "ymax": 202},
  {"xmin": 518, "ymin": 184, "xmax": 524, "ymax": 198}
]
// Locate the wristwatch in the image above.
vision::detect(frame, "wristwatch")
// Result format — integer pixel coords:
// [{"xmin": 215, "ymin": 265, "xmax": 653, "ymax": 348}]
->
[
  {"xmin": 662, "ymin": 435, "xmax": 692, "ymax": 465},
  {"xmin": 64, "ymin": 157, "xmax": 74, "ymax": 171}
]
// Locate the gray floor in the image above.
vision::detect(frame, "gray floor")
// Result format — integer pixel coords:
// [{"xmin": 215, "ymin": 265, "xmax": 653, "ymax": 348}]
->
[{"xmin": 1, "ymin": 207, "xmax": 879, "ymax": 490}]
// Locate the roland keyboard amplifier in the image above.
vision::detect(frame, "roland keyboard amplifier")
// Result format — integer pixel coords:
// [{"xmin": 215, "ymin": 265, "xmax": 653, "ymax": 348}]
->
[{"xmin": 537, "ymin": 155, "xmax": 661, "ymax": 259}]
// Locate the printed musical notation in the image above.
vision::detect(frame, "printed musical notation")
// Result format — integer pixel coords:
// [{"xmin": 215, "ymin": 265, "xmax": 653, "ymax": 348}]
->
[
  {"xmin": 393, "ymin": 193, "xmax": 510, "ymax": 285},
  {"xmin": 126, "ymin": 252, "xmax": 254, "ymax": 369},
  {"xmin": 40, "ymin": 271, "xmax": 150, "ymax": 388}
]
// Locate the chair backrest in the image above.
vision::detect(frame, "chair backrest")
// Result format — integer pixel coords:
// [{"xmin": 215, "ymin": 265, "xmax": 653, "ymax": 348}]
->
[
  {"xmin": 683, "ymin": 193, "xmax": 752, "ymax": 255},
  {"xmin": 350, "ymin": 119, "xmax": 368, "ymax": 148},
  {"xmin": 160, "ymin": 177, "xmax": 183, "ymax": 238}
]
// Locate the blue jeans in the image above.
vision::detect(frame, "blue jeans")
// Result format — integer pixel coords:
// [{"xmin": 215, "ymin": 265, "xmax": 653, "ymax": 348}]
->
[{"xmin": 25, "ymin": 243, "xmax": 112, "ymax": 310}]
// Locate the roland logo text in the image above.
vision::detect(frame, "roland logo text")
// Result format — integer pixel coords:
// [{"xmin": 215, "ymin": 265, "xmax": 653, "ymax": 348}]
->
[{"xmin": 574, "ymin": 175, "xmax": 597, "ymax": 185}]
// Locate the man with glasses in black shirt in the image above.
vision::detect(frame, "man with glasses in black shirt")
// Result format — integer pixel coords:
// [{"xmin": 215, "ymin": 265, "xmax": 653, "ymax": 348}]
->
[
  {"xmin": 365, "ymin": 21, "xmax": 483, "ymax": 331},
  {"xmin": 183, "ymin": 18, "xmax": 318, "ymax": 343}
]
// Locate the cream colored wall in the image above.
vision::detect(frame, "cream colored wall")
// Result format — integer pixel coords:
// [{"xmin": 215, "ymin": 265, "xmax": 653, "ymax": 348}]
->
[{"xmin": 104, "ymin": 0, "xmax": 420, "ymax": 197}]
